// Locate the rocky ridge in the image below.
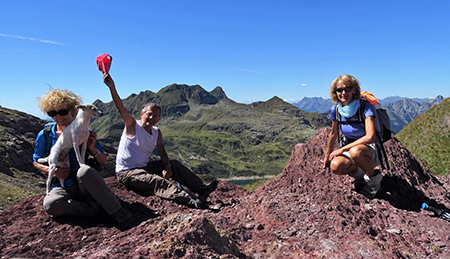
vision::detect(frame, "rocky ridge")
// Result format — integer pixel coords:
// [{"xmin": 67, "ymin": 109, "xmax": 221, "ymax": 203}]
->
[
  {"xmin": 0, "ymin": 106, "xmax": 49, "ymax": 210},
  {"xmin": 1, "ymin": 127, "xmax": 450, "ymax": 258},
  {"xmin": 385, "ymin": 95, "xmax": 444, "ymax": 133}
]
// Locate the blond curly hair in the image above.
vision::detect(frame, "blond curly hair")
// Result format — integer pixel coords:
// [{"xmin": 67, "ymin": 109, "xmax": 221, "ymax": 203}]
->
[
  {"xmin": 37, "ymin": 89, "xmax": 82, "ymax": 115},
  {"xmin": 329, "ymin": 74, "xmax": 361, "ymax": 103}
]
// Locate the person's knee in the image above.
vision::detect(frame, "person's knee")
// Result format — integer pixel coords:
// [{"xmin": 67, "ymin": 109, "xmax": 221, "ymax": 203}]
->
[
  {"xmin": 43, "ymin": 196, "xmax": 64, "ymax": 216},
  {"xmin": 349, "ymin": 146, "xmax": 362, "ymax": 158},
  {"xmin": 169, "ymin": 159, "xmax": 181, "ymax": 167},
  {"xmin": 330, "ymin": 158, "xmax": 352, "ymax": 175},
  {"xmin": 330, "ymin": 159, "xmax": 343, "ymax": 174},
  {"xmin": 116, "ymin": 171, "xmax": 128, "ymax": 184},
  {"xmin": 350, "ymin": 146, "xmax": 372, "ymax": 162},
  {"xmin": 77, "ymin": 165, "xmax": 96, "ymax": 181}
]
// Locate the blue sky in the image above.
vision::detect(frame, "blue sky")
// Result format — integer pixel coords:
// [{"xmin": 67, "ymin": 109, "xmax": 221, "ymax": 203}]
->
[{"xmin": 1, "ymin": 0, "xmax": 449, "ymax": 118}]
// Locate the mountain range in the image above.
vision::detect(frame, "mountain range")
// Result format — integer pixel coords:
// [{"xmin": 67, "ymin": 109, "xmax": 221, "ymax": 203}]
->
[
  {"xmin": 384, "ymin": 96, "xmax": 444, "ymax": 133},
  {"xmin": 90, "ymin": 84, "xmax": 330, "ymax": 179},
  {"xmin": 293, "ymin": 95, "xmax": 444, "ymax": 133}
]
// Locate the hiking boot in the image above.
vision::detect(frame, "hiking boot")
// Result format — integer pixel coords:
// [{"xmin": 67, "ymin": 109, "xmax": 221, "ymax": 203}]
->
[
  {"xmin": 350, "ymin": 167, "xmax": 366, "ymax": 192},
  {"xmin": 359, "ymin": 170, "xmax": 383, "ymax": 199},
  {"xmin": 111, "ymin": 207, "xmax": 135, "ymax": 230},
  {"xmin": 353, "ymin": 178, "xmax": 366, "ymax": 193},
  {"xmin": 197, "ymin": 180, "xmax": 219, "ymax": 198}
]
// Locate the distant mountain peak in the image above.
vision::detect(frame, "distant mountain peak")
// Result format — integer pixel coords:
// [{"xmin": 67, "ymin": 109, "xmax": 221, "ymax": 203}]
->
[
  {"xmin": 266, "ymin": 96, "xmax": 284, "ymax": 103},
  {"xmin": 300, "ymin": 96, "xmax": 325, "ymax": 101},
  {"xmin": 210, "ymin": 86, "xmax": 227, "ymax": 100},
  {"xmin": 293, "ymin": 97, "xmax": 333, "ymax": 113},
  {"xmin": 158, "ymin": 83, "xmax": 227, "ymax": 106}
]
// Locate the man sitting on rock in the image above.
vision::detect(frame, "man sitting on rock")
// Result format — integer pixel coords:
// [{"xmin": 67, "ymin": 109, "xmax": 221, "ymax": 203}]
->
[{"xmin": 102, "ymin": 73, "xmax": 218, "ymax": 209}]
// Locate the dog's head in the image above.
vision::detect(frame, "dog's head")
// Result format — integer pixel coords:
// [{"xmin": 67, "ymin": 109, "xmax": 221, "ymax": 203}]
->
[{"xmin": 75, "ymin": 104, "xmax": 103, "ymax": 118}]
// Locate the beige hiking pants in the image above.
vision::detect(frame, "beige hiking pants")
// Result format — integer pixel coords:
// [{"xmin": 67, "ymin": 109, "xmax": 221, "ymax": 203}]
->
[{"xmin": 116, "ymin": 160, "xmax": 204, "ymax": 204}]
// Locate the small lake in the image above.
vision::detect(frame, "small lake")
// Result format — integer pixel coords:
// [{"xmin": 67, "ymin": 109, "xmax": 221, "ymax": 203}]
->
[{"xmin": 227, "ymin": 178, "xmax": 262, "ymax": 186}]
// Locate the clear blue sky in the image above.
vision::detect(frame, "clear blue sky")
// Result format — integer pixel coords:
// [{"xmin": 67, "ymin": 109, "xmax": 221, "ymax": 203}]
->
[{"xmin": 1, "ymin": 0, "xmax": 449, "ymax": 118}]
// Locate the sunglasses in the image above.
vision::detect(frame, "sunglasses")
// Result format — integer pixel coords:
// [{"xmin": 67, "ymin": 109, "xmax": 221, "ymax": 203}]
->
[
  {"xmin": 47, "ymin": 109, "xmax": 70, "ymax": 117},
  {"xmin": 335, "ymin": 86, "xmax": 352, "ymax": 93}
]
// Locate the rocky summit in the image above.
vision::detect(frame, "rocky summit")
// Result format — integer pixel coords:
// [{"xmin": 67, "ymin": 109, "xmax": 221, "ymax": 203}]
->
[{"xmin": 1, "ymin": 127, "xmax": 450, "ymax": 258}]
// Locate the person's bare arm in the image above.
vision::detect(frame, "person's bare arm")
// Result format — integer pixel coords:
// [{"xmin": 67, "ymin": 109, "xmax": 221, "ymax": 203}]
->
[
  {"xmin": 33, "ymin": 162, "xmax": 49, "ymax": 175},
  {"xmin": 156, "ymin": 129, "xmax": 173, "ymax": 179},
  {"xmin": 103, "ymin": 73, "xmax": 136, "ymax": 137},
  {"xmin": 87, "ymin": 131, "xmax": 107, "ymax": 166},
  {"xmin": 33, "ymin": 162, "xmax": 70, "ymax": 179},
  {"xmin": 323, "ymin": 120, "xmax": 338, "ymax": 168}
]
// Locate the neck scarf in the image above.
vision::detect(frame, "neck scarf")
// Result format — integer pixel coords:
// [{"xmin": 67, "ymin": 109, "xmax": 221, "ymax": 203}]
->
[{"xmin": 337, "ymin": 99, "xmax": 360, "ymax": 118}]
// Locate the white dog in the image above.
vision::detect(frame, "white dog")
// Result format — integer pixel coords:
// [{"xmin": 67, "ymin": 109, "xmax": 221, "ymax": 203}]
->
[{"xmin": 45, "ymin": 104, "xmax": 103, "ymax": 194}]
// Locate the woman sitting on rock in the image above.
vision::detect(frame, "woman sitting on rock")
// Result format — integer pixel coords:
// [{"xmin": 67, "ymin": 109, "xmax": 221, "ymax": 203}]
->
[
  {"xmin": 33, "ymin": 89, "xmax": 134, "ymax": 229},
  {"xmin": 322, "ymin": 74, "xmax": 383, "ymax": 198}
]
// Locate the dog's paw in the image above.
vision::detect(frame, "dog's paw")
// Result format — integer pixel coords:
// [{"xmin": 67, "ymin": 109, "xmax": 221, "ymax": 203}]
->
[{"xmin": 37, "ymin": 157, "xmax": 49, "ymax": 165}]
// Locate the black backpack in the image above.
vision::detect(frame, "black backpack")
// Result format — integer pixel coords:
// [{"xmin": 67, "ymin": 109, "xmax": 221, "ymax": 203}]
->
[{"xmin": 335, "ymin": 94, "xmax": 393, "ymax": 170}]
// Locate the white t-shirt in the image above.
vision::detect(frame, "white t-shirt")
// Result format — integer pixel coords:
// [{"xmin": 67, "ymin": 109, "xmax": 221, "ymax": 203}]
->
[{"xmin": 116, "ymin": 121, "xmax": 158, "ymax": 172}]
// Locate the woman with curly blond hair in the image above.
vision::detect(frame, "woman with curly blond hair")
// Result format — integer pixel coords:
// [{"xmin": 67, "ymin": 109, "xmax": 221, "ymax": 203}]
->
[
  {"xmin": 33, "ymin": 89, "xmax": 134, "ymax": 229},
  {"xmin": 323, "ymin": 75, "xmax": 383, "ymax": 199}
]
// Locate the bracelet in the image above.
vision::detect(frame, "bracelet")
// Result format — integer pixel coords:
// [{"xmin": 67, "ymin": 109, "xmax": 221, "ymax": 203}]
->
[{"xmin": 94, "ymin": 150, "xmax": 101, "ymax": 158}]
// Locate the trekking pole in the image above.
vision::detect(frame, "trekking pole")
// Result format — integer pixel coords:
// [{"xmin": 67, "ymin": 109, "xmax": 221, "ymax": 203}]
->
[
  {"xmin": 177, "ymin": 182, "xmax": 184, "ymax": 191},
  {"xmin": 422, "ymin": 203, "xmax": 450, "ymax": 220}
]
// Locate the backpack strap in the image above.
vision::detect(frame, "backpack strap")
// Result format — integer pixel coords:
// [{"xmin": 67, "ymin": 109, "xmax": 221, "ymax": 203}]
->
[
  {"xmin": 358, "ymin": 99, "xmax": 367, "ymax": 122},
  {"xmin": 334, "ymin": 104, "xmax": 342, "ymax": 146},
  {"xmin": 43, "ymin": 123, "xmax": 55, "ymax": 156},
  {"xmin": 378, "ymin": 143, "xmax": 389, "ymax": 170},
  {"xmin": 335, "ymin": 99, "xmax": 366, "ymax": 146}
]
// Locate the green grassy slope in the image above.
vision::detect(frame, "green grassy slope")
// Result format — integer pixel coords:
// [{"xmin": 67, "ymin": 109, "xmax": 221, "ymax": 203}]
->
[{"xmin": 396, "ymin": 97, "xmax": 450, "ymax": 175}]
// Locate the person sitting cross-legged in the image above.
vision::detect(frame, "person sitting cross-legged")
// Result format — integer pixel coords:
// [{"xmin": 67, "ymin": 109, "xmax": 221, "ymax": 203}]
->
[
  {"xmin": 33, "ymin": 89, "xmax": 134, "ymax": 229},
  {"xmin": 103, "ymin": 73, "xmax": 218, "ymax": 208}
]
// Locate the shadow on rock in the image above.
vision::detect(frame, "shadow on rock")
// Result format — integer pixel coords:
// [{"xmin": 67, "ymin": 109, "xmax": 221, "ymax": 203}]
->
[
  {"xmin": 52, "ymin": 200, "xmax": 158, "ymax": 230},
  {"xmin": 378, "ymin": 174, "xmax": 450, "ymax": 218}
]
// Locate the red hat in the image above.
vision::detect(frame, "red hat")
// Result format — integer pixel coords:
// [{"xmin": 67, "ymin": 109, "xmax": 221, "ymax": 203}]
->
[{"xmin": 96, "ymin": 54, "xmax": 112, "ymax": 73}]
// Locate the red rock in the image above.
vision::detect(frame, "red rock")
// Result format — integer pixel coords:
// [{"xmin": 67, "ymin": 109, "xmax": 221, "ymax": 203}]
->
[
  {"xmin": 2, "ymin": 127, "xmax": 450, "ymax": 258},
  {"xmin": 421, "ymin": 235, "xmax": 431, "ymax": 243}
]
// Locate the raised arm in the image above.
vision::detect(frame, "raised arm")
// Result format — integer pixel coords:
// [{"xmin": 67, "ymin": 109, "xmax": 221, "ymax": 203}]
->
[{"xmin": 103, "ymin": 73, "xmax": 136, "ymax": 136}]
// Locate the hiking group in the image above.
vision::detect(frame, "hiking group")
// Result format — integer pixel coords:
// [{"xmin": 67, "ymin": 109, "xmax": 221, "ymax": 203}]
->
[
  {"xmin": 32, "ymin": 71, "xmax": 218, "ymax": 229},
  {"xmin": 33, "ymin": 60, "xmax": 389, "ymax": 230}
]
